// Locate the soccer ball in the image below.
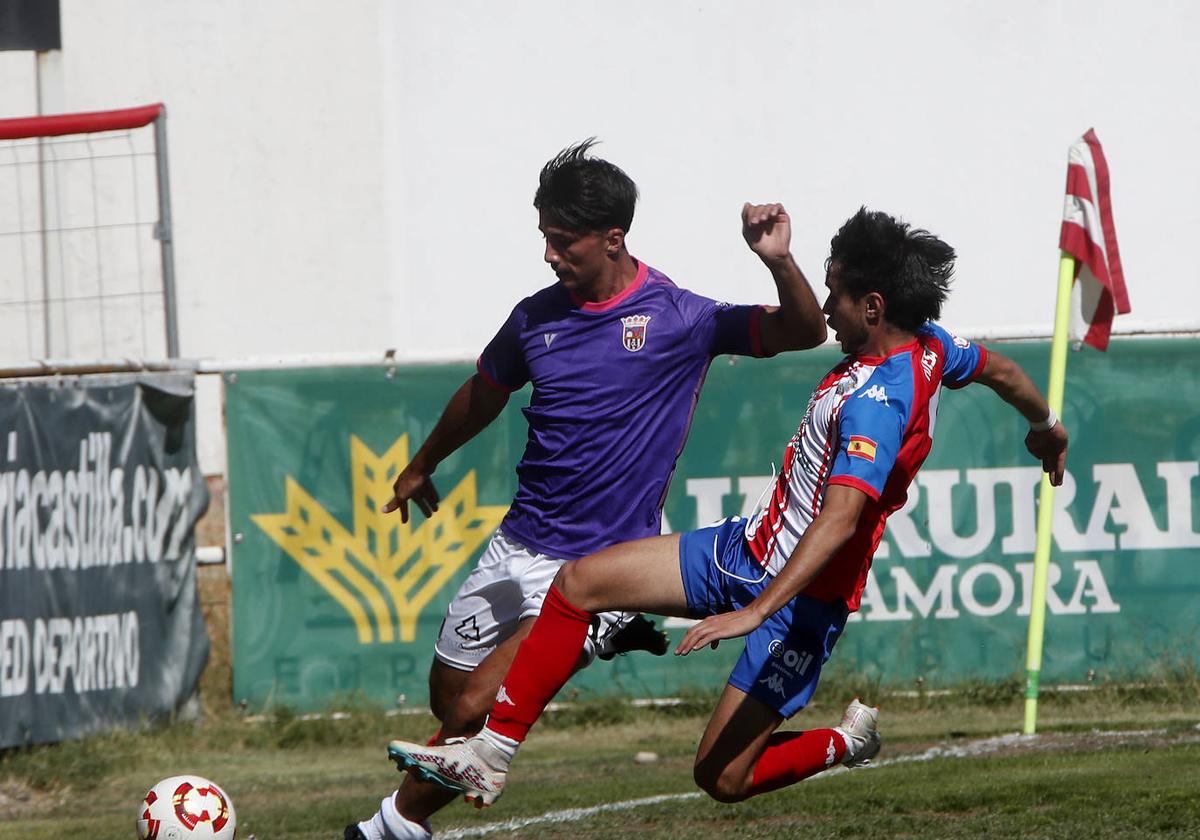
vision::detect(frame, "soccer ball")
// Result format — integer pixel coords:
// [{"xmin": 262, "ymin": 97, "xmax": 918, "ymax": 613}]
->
[{"xmin": 136, "ymin": 775, "xmax": 237, "ymax": 840}]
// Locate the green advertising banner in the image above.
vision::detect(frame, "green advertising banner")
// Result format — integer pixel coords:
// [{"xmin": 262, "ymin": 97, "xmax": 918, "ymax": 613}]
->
[{"xmin": 226, "ymin": 339, "xmax": 1200, "ymax": 712}]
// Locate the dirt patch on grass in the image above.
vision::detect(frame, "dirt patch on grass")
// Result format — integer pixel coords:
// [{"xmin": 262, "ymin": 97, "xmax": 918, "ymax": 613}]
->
[{"xmin": 0, "ymin": 781, "xmax": 63, "ymax": 821}]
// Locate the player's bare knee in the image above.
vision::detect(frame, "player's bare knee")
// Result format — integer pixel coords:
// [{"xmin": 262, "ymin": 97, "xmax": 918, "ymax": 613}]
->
[
  {"xmin": 553, "ymin": 560, "xmax": 583, "ymax": 601},
  {"xmin": 693, "ymin": 762, "xmax": 749, "ymax": 804},
  {"xmin": 555, "ymin": 560, "xmax": 601, "ymax": 610}
]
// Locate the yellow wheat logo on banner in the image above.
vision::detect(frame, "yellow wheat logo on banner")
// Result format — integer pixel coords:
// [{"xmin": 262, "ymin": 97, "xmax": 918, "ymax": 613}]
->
[{"xmin": 252, "ymin": 435, "xmax": 507, "ymax": 644}]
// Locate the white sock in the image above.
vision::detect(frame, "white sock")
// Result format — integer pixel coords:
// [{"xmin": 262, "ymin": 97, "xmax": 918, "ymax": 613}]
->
[
  {"xmin": 835, "ymin": 726, "xmax": 872, "ymax": 764},
  {"xmin": 357, "ymin": 793, "xmax": 431, "ymax": 840},
  {"xmin": 478, "ymin": 725, "xmax": 520, "ymax": 763},
  {"xmin": 834, "ymin": 726, "xmax": 856, "ymax": 749}
]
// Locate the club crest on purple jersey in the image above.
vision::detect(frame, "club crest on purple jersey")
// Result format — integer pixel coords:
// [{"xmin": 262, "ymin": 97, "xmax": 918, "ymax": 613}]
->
[{"xmin": 620, "ymin": 314, "xmax": 651, "ymax": 352}]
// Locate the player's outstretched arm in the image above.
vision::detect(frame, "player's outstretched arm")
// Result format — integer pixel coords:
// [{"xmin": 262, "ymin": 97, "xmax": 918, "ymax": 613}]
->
[
  {"xmin": 382, "ymin": 374, "xmax": 510, "ymax": 522},
  {"xmin": 674, "ymin": 484, "xmax": 866, "ymax": 655},
  {"xmin": 741, "ymin": 202, "xmax": 827, "ymax": 354},
  {"xmin": 973, "ymin": 350, "xmax": 1069, "ymax": 486}
]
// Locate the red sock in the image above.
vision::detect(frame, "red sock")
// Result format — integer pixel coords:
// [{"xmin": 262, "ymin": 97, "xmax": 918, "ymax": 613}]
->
[
  {"xmin": 486, "ymin": 585, "xmax": 592, "ymax": 742},
  {"xmin": 425, "ymin": 727, "xmax": 442, "ymax": 746},
  {"xmin": 746, "ymin": 729, "xmax": 846, "ymax": 796}
]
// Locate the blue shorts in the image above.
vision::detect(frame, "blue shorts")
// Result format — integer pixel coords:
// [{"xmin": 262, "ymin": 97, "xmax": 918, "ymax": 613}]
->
[{"xmin": 678, "ymin": 517, "xmax": 849, "ymax": 718}]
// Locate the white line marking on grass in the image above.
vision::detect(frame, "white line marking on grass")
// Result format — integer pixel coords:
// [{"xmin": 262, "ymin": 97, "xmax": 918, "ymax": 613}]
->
[
  {"xmin": 438, "ymin": 727, "xmax": 1200, "ymax": 837},
  {"xmin": 439, "ymin": 793, "xmax": 703, "ymax": 839},
  {"xmin": 437, "ymin": 737, "xmax": 1021, "ymax": 839},
  {"xmin": 883, "ymin": 732, "xmax": 1034, "ymax": 764}
]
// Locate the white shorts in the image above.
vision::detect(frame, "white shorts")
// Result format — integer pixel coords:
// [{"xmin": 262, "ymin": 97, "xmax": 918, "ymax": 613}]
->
[{"xmin": 433, "ymin": 529, "xmax": 636, "ymax": 671}]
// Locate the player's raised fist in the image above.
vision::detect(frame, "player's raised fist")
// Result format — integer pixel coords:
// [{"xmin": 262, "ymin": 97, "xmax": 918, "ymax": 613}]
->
[{"xmin": 742, "ymin": 202, "xmax": 792, "ymax": 263}]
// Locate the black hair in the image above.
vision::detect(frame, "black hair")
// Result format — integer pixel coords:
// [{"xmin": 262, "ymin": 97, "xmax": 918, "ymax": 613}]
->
[
  {"xmin": 827, "ymin": 207, "xmax": 954, "ymax": 331},
  {"xmin": 533, "ymin": 138, "xmax": 638, "ymax": 233}
]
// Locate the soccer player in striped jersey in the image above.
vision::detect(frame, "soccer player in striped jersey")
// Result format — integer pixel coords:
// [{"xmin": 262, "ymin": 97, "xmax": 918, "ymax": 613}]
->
[
  {"xmin": 384, "ymin": 207, "xmax": 1070, "ymax": 809},
  {"xmin": 348, "ymin": 142, "xmax": 828, "ymax": 839}
]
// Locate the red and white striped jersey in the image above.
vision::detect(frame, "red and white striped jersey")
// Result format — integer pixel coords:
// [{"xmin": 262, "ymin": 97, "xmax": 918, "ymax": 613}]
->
[{"xmin": 743, "ymin": 322, "xmax": 988, "ymax": 611}]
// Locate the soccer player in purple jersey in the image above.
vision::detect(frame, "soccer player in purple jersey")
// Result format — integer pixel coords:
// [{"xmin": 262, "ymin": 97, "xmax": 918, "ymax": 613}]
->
[
  {"xmin": 347, "ymin": 140, "xmax": 827, "ymax": 840},
  {"xmin": 383, "ymin": 207, "xmax": 1070, "ymax": 811}
]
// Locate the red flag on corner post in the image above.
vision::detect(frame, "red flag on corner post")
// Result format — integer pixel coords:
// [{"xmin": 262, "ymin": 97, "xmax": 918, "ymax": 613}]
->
[{"xmin": 1059, "ymin": 129, "xmax": 1131, "ymax": 350}]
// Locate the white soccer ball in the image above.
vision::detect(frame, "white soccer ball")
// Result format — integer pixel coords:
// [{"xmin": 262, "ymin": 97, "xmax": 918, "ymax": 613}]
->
[{"xmin": 136, "ymin": 775, "xmax": 237, "ymax": 840}]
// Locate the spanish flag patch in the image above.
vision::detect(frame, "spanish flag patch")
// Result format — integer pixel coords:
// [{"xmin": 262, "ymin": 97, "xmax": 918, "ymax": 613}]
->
[{"xmin": 847, "ymin": 435, "xmax": 877, "ymax": 462}]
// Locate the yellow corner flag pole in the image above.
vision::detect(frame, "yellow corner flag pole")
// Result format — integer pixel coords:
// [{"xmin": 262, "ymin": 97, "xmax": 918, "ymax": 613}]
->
[{"xmin": 1023, "ymin": 251, "xmax": 1075, "ymax": 735}]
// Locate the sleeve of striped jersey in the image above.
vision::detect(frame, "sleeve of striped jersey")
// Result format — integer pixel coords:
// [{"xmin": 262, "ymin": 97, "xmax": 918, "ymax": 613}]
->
[
  {"xmin": 925, "ymin": 321, "xmax": 988, "ymax": 389},
  {"xmin": 477, "ymin": 306, "xmax": 529, "ymax": 392},
  {"xmin": 827, "ymin": 397, "xmax": 904, "ymax": 500}
]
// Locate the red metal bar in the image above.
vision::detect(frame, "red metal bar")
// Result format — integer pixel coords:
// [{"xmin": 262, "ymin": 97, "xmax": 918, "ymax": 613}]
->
[{"xmin": 0, "ymin": 103, "xmax": 163, "ymax": 140}]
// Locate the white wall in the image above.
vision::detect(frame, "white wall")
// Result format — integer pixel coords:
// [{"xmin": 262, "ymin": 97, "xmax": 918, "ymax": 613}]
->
[
  {"xmin": 1, "ymin": 0, "xmax": 392, "ymax": 362},
  {"xmin": 2, "ymin": 1, "xmax": 1198, "ymax": 474},
  {"xmin": 387, "ymin": 0, "xmax": 1199, "ymax": 344}
]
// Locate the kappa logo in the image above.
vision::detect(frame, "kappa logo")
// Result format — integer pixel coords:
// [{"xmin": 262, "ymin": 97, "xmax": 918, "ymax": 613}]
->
[
  {"xmin": 455, "ymin": 615, "xmax": 481, "ymax": 642},
  {"xmin": 758, "ymin": 673, "xmax": 787, "ymax": 696},
  {"xmin": 859, "ymin": 385, "xmax": 888, "ymax": 404},
  {"xmin": 620, "ymin": 314, "xmax": 651, "ymax": 352},
  {"xmin": 544, "ymin": 332, "xmax": 557, "ymax": 348},
  {"xmin": 496, "ymin": 684, "xmax": 515, "ymax": 706},
  {"xmin": 825, "ymin": 735, "xmax": 837, "ymax": 766},
  {"xmin": 951, "ymin": 331, "xmax": 970, "ymax": 349}
]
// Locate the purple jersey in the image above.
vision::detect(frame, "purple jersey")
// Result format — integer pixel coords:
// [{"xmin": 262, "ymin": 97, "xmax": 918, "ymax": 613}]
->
[{"xmin": 477, "ymin": 260, "xmax": 767, "ymax": 560}]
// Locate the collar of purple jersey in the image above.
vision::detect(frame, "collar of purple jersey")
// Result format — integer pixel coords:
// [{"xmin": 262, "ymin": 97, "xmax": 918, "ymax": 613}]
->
[{"xmin": 569, "ymin": 259, "xmax": 650, "ymax": 312}]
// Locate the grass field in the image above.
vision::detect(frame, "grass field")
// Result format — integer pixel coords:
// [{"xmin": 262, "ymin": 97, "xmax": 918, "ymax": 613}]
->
[
  {"xmin": 5, "ymin": 566, "xmax": 1198, "ymax": 838},
  {"xmin": 3, "ymin": 677, "xmax": 1199, "ymax": 840}
]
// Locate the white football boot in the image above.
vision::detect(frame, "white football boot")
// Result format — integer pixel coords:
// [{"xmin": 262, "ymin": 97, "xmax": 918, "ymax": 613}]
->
[
  {"xmin": 387, "ymin": 735, "xmax": 510, "ymax": 806},
  {"xmin": 835, "ymin": 697, "xmax": 881, "ymax": 767}
]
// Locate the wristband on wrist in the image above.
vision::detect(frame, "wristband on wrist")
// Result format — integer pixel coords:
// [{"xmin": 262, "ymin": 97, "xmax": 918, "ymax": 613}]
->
[{"xmin": 1030, "ymin": 409, "xmax": 1058, "ymax": 432}]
